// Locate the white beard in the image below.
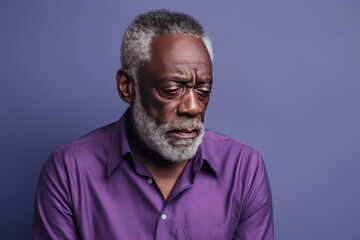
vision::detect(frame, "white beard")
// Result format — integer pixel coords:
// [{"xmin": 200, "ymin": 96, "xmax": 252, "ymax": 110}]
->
[{"xmin": 132, "ymin": 89, "xmax": 205, "ymax": 162}]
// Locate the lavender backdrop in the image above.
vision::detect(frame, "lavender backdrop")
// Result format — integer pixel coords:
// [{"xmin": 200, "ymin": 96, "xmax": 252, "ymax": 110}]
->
[{"xmin": 1, "ymin": 1, "xmax": 359, "ymax": 239}]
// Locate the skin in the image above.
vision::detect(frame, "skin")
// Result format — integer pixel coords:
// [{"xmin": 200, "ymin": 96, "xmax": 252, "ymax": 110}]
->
[{"xmin": 117, "ymin": 35, "xmax": 212, "ymax": 201}]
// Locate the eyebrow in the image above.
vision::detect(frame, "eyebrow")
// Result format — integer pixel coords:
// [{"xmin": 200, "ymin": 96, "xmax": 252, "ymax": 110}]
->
[
  {"xmin": 155, "ymin": 75, "xmax": 212, "ymax": 88},
  {"xmin": 163, "ymin": 77, "xmax": 212, "ymax": 83},
  {"xmin": 196, "ymin": 79, "xmax": 212, "ymax": 84}
]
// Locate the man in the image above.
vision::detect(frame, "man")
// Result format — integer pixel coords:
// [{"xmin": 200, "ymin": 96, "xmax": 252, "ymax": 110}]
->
[{"xmin": 33, "ymin": 10, "xmax": 274, "ymax": 239}]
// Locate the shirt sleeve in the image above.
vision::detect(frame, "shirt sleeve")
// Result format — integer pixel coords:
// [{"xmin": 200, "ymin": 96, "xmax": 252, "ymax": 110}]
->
[
  {"xmin": 233, "ymin": 152, "xmax": 274, "ymax": 240},
  {"xmin": 33, "ymin": 152, "xmax": 79, "ymax": 240}
]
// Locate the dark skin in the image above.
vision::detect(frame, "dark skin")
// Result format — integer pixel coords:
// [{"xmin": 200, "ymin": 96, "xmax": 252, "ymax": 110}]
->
[{"xmin": 117, "ymin": 35, "xmax": 212, "ymax": 201}]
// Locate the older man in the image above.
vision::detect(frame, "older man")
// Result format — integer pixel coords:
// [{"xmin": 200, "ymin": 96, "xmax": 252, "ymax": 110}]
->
[{"xmin": 33, "ymin": 10, "xmax": 274, "ymax": 239}]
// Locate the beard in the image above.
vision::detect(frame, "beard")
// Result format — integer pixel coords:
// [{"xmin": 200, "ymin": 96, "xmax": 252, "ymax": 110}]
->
[{"xmin": 132, "ymin": 89, "xmax": 205, "ymax": 163}]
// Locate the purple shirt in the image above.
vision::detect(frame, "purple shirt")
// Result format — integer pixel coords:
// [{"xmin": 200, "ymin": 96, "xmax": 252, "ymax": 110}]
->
[{"xmin": 33, "ymin": 110, "xmax": 274, "ymax": 239}]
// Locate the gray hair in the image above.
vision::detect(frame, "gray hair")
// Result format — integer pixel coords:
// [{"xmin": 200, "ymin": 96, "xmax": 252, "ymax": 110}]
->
[{"xmin": 120, "ymin": 9, "xmax": 213, "ymax": 81}]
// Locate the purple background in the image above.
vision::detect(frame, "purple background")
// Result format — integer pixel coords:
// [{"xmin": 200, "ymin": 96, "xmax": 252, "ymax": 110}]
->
[{"xmin": 1, "ymin": 1, "xmax": 359, "ymax": 239}]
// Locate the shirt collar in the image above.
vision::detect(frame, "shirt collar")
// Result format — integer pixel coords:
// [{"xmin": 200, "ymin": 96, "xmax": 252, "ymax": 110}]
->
[
  {"xmin": 106, "ymin": 110, "xmax": 132, "ymax": 177},
  {"xmin": 199, "ymin": 132, "xmax": 220, "ymax": 178},
  {"xmin": 107, "ymin": 110, "xmax": 220, "ymax": 178}
]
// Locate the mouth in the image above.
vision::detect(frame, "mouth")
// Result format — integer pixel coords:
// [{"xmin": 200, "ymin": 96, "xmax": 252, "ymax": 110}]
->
[{"xmin": 167, "ymin": 129, "xmax": 198, "ymax": 139}]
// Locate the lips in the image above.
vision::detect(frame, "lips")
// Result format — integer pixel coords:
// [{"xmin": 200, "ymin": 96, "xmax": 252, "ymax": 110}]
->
[{"xmin": 167, "ymin": 129, "xmax": 198, "ymax": 139}]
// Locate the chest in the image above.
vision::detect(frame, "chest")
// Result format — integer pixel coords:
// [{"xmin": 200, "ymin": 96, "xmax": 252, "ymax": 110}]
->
[{"xmin": 70, "ymin": 168, "xmax": 240, "ymax": 239}]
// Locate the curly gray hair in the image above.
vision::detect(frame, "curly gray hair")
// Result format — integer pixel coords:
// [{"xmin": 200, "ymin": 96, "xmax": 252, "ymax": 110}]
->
[{"xmin": 121, "ymin": 9, "xmax": 213, "ymax": 82}]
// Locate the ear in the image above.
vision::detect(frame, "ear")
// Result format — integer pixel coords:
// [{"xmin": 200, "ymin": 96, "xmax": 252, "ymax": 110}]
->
[{"xmin": 116, "ymin": 69, "xmax": 135, "ymax": 104}]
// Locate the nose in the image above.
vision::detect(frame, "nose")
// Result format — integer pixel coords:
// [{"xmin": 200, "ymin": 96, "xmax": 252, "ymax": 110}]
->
[{"xmin": 177, "ymin": 88, "xmax": 202, "ymax": 118}]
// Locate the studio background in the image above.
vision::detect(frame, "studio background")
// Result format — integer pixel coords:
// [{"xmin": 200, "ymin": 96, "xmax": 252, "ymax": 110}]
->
[{"xmin": 1, "ymin": 0, "xmax": 359, "ymax": 239}]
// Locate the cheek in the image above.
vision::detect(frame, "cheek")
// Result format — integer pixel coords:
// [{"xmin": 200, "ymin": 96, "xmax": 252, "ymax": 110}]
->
[
  {"xmin": 142, "ymin": 91, "xmax": 179, "ymax": 122},
  {"xmin": 150, "ymin": 104, "xmax": 179, "ymax": 124}
]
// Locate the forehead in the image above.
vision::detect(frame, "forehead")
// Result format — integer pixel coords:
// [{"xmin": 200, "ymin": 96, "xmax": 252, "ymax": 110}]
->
[{"xmin": 146, "ymin": 35, "xmax": 212, "ymax": 75}]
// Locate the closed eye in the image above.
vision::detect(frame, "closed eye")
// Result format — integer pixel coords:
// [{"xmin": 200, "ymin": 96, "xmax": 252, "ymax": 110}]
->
[
  {"xmin": 160, "ymin": 87, "xmax": 183, "ymax": 98},
  {"xmin": 196, "ymin": 88, "xmax": 211, "ymax": 99}
]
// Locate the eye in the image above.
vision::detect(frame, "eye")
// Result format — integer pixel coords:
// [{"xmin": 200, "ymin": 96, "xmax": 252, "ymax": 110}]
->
[
  {"xmin": 160, "ymin": 87, "xmax": 183, "ymax": 98},
  {"xmin": 196, "ymin": 88, "xmax": 211, "ymax": 99}
]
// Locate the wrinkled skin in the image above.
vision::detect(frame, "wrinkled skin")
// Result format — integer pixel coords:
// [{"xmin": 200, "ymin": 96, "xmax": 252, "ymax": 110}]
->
[{"xmin": 138, "ymin": 35, "xmax": 212, "ymax": 131}]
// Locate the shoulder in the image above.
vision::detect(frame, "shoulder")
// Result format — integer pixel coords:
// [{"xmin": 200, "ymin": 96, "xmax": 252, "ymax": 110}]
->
[
  {"xmin": 203, "ymin": 129, "xmax": 261, "ymax": 160},
  {"xmin": 202, "ymin": 129, "xmax": 265, "ymax": 177},
  {"xmin": 55, "ymin": 122, "xmax": 115, "ymax": 155},
  {"xmin": 47, "ymin": 122, "xmax": 117, "ymax": 170}
]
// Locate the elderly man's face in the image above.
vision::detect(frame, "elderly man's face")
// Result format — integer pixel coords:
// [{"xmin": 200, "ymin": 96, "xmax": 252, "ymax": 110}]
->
[
  {"xmin": 131, "ymin": 35, "xmax": 212, "ymax": 161},
  {"xmin": 139, "ymin": 35, "xmax": 212, "ymax": 130}
]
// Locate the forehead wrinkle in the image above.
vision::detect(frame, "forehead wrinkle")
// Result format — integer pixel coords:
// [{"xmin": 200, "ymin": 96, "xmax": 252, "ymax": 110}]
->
[
  {"xmin": 170, "ymin": 61, "xmax": 210, "ymax": 72},
  {"xmin": 159, "ymin": 63, "xmax": 192, "ymax": 78},
  {"xmin": 155, "ymin": 63, "xmax": 211, "ymax": 83}
]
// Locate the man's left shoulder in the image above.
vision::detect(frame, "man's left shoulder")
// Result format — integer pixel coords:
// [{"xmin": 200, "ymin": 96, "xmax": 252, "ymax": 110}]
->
[
  {"xmin": 201, "ymin": 129, "xmax": 269, "ymax": 187},
  {"xmin": 202, "ymin": 129, "xmax": 263, "ymax": 167},
  {"xmin": 203, "ymin": 129, "xmax": 259, "ymax": 154}
]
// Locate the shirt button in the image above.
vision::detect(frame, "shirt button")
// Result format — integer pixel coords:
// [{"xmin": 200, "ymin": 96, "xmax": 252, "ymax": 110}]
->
[
  {"xmin": 147, "ymin": 178, "xmax": 153, "ymax": 184},
  {"xmin": 161, "ymin": 213, "xmax": 167, "ymax": 220}
]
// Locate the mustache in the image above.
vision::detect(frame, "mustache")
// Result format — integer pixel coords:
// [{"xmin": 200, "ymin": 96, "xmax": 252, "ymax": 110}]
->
[{"xmin": 158, "ymin": 118, "xmax": 204, "ymax": 132}]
